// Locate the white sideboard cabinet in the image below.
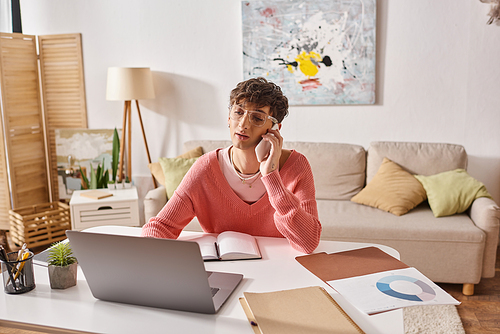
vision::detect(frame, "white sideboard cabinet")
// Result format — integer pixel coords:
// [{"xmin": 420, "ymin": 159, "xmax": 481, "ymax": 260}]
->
[{"xmin": 70, "ymin": 187, "xmax": 139, "ymax": 230}]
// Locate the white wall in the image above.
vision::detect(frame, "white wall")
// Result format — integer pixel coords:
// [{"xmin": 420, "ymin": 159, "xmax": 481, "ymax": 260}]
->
[
  {"xmin": 0, "ymin": 0, "xmax": 12, "ymax": 32},
  {"xmin": 20, "ymin": 0, "xmax": 500, "ymax": 207}
]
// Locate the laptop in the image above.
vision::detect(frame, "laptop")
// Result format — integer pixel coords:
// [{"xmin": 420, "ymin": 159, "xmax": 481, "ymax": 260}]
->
[{"xmin": 65, "ymin": 230, "xmax": 243, "ymax": 314}]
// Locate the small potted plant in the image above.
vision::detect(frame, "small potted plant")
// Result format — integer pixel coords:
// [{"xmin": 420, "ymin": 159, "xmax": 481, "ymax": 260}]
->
[
  {"xmin": 124, "ymin": 176, "xmax": 132, "ymax": 188},
  {"xmin": 107, "ymin": 179, "xmax": 116, "ymax": 190},
  {"xmin": 47, "ymin": 241, "xmax": 78, "ymax": 289},
  {"xmin": 115, "ymin": 179, "xmax": 124, "ymax": 189}
]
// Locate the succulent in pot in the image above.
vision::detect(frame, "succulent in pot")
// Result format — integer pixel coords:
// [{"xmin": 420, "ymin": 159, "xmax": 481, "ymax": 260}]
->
[
  {"xmin": 124, "ymin": 176, "xmax": 132, "ymax": 188},
  {"xmin": 107, "ymin": 179, "xmax": 116, "ymax": 190},
  {"xmin": 47, "ymin": 241, "xmax": 78, "ymax": 289}
]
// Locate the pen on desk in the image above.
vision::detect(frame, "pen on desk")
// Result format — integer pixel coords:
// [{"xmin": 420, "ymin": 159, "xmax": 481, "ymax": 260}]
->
[
  {"xmin": 5, "ymin": 244, "xmax": 27, "ymax": 286},
  {"xmin": 13, "ymin": 251, "xmax": 30, "ymax": 281},
  {"xmin": 0, "ymin": 245, "xmax": 18, "ymax": 290},
  {"xmin": 0, "ymin": 245, "xmax": 7, "ymax": 262},
  {"xmin": 16, "ymin": 244, "xmax": 27, "ymax": 261},
  {"xmin": 214, "ymin": 242, "xmax": 220, "ymax": 260},
  {"xmin": 11, "ymin": 243, "xmax": 26, "ymax": 275}
]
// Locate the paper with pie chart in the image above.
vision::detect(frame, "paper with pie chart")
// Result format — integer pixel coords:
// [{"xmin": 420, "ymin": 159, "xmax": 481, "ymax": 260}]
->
[{"xmin": 327, "ymin": 267, "xmax": 460, "ymax": 315}]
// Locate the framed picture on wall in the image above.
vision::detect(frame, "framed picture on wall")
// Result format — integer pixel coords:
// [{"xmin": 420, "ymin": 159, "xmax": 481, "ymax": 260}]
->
[
  {"xmin": 242, "ymin": 0, "xmax": 376, "ymax": 105},
  {"xmin": 55, "ymin": 129, "xmax": 116, "ymax": 199}
]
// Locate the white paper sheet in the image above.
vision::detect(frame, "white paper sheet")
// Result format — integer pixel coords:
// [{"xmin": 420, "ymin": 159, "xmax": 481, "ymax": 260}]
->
[{"xmin": 327, "ymin": 267, "xmax": 460, "ymax": 315}]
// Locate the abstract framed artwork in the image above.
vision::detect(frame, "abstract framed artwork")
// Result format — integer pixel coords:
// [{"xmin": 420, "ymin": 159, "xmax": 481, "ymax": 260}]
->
[
  {"xmin": 55, "ymin": 129, "xmax": 115, "ymax": 199},
  {"xmin": 242, "ymin": 0, "xmax": 376, "ymax": 105}
]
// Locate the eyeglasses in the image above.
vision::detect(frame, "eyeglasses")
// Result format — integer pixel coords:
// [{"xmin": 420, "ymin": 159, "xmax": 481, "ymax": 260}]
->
[{"xmin": 229, "ymin": 104, "xmax": 278, "ymax": 127}]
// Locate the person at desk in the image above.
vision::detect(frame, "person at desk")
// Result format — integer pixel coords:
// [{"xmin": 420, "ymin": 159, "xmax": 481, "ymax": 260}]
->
[{"xmin": 141, "ymin": 77, "xmax": 321, "ymax": 253}]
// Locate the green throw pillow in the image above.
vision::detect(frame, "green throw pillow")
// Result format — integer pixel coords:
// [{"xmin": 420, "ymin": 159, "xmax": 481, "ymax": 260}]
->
[
  {"xmin": 414, "ymin": 169, "xmax": 492, "ymax": 217},
  {"xmin": 148, "ymin": 146, "xmax": 203, "ymax": 187},
  {"xmin": 159, "ymin": 157, "xmax": 199, "ymax": 199}
]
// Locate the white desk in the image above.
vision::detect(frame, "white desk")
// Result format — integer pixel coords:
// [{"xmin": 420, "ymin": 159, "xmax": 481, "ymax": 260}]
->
[{"xmin": 0, "ymin": 226, "xmax": 404, "ymax": 334}]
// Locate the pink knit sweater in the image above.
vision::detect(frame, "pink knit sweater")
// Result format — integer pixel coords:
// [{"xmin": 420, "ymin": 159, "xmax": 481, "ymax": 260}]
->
[{"xmin": 141, "ymin": 149, "xmax": 322, "ymax": 253}]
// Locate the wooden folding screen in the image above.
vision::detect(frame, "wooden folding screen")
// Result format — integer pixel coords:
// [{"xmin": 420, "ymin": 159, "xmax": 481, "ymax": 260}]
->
[
  {"xmin": 38, "ymin": 34, "xmax": 88, "ymax": 202},
  {"xmin": 0, "ymin": 85, "xmax": 10, "ymax": 228},
  {"xmin": 0, "ymin": 33, "xmax": 87, "ymax": 230},
  {"xmin": 0, "ymin": 33, "xmax": 49, "ymax": 230}
]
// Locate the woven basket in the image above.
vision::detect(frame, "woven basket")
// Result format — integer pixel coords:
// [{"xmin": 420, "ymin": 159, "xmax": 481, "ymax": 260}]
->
[{"xmin": 9, "ymin": 202, "xmax": 71, "ymax": 248}]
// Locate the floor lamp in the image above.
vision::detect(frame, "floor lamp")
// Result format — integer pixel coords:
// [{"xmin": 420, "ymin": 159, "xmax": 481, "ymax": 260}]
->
[{"xmin": 106, "ymin": 67, "xmax": 156, "ymax": 187}]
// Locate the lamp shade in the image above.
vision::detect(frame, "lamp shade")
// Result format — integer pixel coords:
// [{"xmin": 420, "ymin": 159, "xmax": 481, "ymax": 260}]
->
[{"xmin": 106, "ymin": 67, "xmax": 155, "ymax": 100}]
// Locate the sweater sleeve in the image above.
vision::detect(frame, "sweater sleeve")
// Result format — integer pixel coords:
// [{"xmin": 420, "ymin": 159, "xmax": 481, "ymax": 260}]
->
[
  {"xmin": 141, "ymin": 157, "xmax": 204, "ymax": 239},
  {"xmin": 261, "ymin": 155, "xmax": 322, "ymax": 254},
  {"xmin": 141, "ymin": 193, "xmax": 195, "ymax": 239}
]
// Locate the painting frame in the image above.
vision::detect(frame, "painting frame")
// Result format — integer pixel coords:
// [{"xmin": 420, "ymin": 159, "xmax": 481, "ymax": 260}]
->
[
  {"xmin": 55, "ymin": 128, "xmax": 117, "ymax": 199},
  {"xmin": 242, "ymin": 0, "xmax": 377, "ymax": 105}
]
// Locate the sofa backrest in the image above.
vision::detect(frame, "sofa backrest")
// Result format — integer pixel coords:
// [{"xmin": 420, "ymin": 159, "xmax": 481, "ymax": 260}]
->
[
  {"xmin": 184, "ymin": 140, "xmax": 366, "ymax": 201},
  {"xmin": 184, "ymin": 140, "xmax": 232, "ymax": 155},
  {"xmin": 366, "ymin": 141, "xmax": 468, "ymax": 184},
  {"xmin": 283, "ymin": 142, "xmax": 365, "ymax": 200}
]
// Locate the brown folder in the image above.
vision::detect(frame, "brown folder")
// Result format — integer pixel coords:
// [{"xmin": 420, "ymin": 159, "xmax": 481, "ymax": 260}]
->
[
  {"xmin": 239, "ymin": 286, "xmax": 365, "ymax": 334},
  {"xmin": 296, "ymin": 246, "xmax": 409, "ymax": 283}
]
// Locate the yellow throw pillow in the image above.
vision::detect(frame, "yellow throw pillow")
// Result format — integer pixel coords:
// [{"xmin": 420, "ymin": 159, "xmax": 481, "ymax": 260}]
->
[
  {"xmin": 178, "ymin": 146, "xmax": 203, "ymax": 159},
  {"xmin": 148, "ymin": 162, "xmax": 166, "ymax": 186},
  {"xmin": 415, "ymin": 169, "xmax": 492, "ymax": 217},
  {"xmin": 159, "ymin": 157, "xmax": 199, "ymax": 199},
  {"xmin": 351, "ymin": 158, "xmax": 427, "ymax": 216},
  {"xmin": 148, "ymin": 146, "xmax": 203, "ymax": 187}
]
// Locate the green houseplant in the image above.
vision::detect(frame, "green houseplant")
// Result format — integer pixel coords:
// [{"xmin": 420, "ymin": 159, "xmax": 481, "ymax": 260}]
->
[
  {"xmin": 111, "ymin": 128, "xmax": 120, "ymax": 183},
  {"xmin": 124, "ymin": 176, "xmax": 131, "ymax": 188},
  {"xmin": 80, "ymin": 128, "xmax": 120, "ymax": 190},
  {"xmin": 47, "ymin": 241, "xmax": 78, "ymax": 289},
  {"xmin": 107, "ymin": 179, "xmax": 116, "ymax": 190},
  {"xmin": 80, "ymin": 159, "xmax": 109, "ymax": 190}
]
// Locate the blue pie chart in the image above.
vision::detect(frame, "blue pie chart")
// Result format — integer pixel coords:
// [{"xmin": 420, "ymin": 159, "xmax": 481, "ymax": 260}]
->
[{"xmin": 376, "ymin": 275, "xmax": 436, "ymax": 302}]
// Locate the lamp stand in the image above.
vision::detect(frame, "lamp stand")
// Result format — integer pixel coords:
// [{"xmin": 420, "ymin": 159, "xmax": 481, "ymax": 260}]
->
[{"xmin": 117, "ymin": 100, "xmax": 157, "ymax": 188}]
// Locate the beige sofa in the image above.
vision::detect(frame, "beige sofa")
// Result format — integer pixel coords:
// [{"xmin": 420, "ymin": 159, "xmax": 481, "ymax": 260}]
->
[{"xmin": 144, "ymin": 140, "xmax": 500, "ymax": 295}]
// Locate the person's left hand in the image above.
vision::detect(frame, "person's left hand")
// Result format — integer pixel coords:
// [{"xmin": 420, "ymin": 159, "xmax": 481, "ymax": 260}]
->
[{"xmin": 259, "ymin": 127, "xmax": 282, "ymax": 176}]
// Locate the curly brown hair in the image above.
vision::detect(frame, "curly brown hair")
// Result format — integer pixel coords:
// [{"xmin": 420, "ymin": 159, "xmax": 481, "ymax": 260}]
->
[{"xmin": 229, "ymin": 77, "xmax": 289, "ymax": 123}]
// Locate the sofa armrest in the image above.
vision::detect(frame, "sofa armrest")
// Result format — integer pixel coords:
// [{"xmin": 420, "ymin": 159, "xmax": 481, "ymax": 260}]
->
[
  {"xmin": 469, "ymin": 197, "xmax": 500, "ymax": 278},
  {"xmin": 144, "ymin": 186, "xmax": 167, "ymax": 224}
]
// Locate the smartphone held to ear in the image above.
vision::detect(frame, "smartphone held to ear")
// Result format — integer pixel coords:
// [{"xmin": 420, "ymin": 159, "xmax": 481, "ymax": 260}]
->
[{"xmin": 255, "ymin": 124, "xmax": 279, "ymax": 162}]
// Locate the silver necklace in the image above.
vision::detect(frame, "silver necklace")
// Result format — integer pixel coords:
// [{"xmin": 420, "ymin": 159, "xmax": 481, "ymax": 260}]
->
[{"xmin": 230, "ymin": 148, "xmax": 261, "ymax": 187}]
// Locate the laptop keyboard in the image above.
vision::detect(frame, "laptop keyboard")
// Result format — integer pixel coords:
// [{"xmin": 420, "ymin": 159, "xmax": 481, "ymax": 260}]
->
[{"xmin": 211, "ymin": 287, "xmax": 220, "ymax": 297}]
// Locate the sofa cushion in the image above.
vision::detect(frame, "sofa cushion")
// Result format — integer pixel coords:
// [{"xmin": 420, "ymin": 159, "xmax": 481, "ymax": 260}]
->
[
  {"xmin": 283, "ymin": 142, "xmax": 366, "ymax": 200},
  {"xmin": 149, "ymin": 146, "xmax": 203, "ymax": 186},
  {"xmin": 159, "ymin": 156, "xmax": 199, "ymax": 199},
  {"xmin": 317, "ymin": 200, "xmax": 485, "ymax": 244},
  {"xmin": 351, "ymin": 158, "xmax": 426, "ymax": 216},
  {"xmin": 366, "ymin": 142, "xmax": 467, "ymax": 184},
  {"xmin": 149, "ymin": 162, "xmax": 165, "ymax": 186},
  {"xmin": 415, "ymin": 169, "xmax": 492, "ymax": 217}
]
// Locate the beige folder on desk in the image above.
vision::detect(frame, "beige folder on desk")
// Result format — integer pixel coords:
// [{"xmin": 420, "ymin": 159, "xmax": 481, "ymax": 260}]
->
[
  {"xmin": 79, "ymin": 190, "xmax": 113, "ymax": 200},
  {"xmin": 295, "ymin": 246, "xmax": 409, "ymax": 283},
  {"xmin": 239, "ymin": 286, "xmax": 364, "ymax": 334}
]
